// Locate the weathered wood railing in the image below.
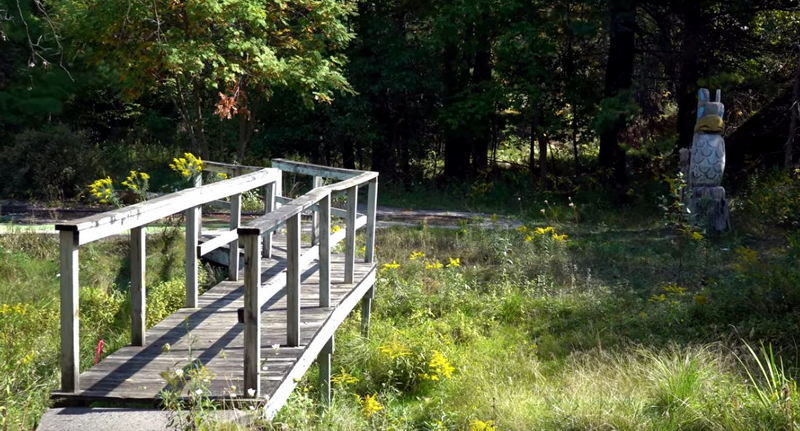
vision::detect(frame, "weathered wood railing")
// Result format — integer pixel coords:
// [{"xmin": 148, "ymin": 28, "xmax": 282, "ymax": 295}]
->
[
  {"xmin": 237, "ymin": 159, "xmax": 378, "ymax": 401},
  {"xmin": 55, "ymin": 166, "xmax": 281, "ymax": 393}
]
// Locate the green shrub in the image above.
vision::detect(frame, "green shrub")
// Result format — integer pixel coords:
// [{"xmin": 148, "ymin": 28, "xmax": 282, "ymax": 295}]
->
[{"xmin": 0, "ymin": 124, "xmax": 104, "ymax": 200}]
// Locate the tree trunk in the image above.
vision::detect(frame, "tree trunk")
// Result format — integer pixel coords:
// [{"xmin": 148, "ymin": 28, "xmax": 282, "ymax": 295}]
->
[
  {"xmin": 786, "ymin": 53, "xmax": 800, "ymax": 169},
  {"xmin": 443, "ymin": 43, "xmax": 470, "ymax": 179},
  {"xmin": 470, "ymin": 31, "xmax": 493, "ymax": 174},
  {"xmin": 676, "ymin": 9, "xmax": 703, "ymax": 150},
  {"xmin": 538, "ymin": 132, "xmax": 548, "ymax": 182},
  {"xmin": 598, "ymin": 0, "xmax": 636, "ymax": 185}
]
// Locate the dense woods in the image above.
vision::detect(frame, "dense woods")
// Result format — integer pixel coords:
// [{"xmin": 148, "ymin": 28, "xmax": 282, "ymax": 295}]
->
[{"xmin": 1, "ymin": 0, "xmax": 799, "ymax": 199}]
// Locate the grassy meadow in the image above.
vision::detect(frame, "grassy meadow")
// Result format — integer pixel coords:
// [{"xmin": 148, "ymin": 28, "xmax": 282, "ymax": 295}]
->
[{"xmin": 1, "ymin": 169, "xmax": 799, "ymax": 430}]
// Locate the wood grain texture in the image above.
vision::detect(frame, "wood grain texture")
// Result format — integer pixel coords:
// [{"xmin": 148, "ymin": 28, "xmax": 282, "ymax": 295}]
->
[
  {"xmin": 131, "ymin": 227, "xmax": 146, "ymax": 346},
  {"xmin": 52, "ymin": 232, "xmax": 375, "ymax": 410}
]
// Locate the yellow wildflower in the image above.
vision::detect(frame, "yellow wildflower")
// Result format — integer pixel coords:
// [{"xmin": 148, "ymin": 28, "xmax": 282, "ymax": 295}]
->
[
  {"xmin": 524, "ymin": 235, "xmax": 534, "ymax": 242},
  {"xmin": 516, "ymin": 225, "xmax": 528, "ymax": 233},
  {"xmin": 331, "ymin": 369, "xmax": 359, "ymax": 385},
  {"xmin": 649, "ymin": 293, "xmax": 667, "ymax": 302},
  {"xmin": 331, "ymin": 225, "xmax": 342, "ymax": 234},
  {"xmin": 534, "ymin": 226, "xmax": 555, "ymax": 235},
  {"xmin": 378, "ymin": 341, "xmax": 411, "ymax": 360},
  {"xmin": 409, "ymin": 251, "xmax": 425, "ymax": 260},
  {"xmin": 425, "ymin": 260, "xmax": 444, "ymax": 270},
  {"xmin": 446, "ymin": 257, "xmax": 461, "ymax": 267},
  {"xmin": 690, "ymin": 231, "xmax": 704, "ymax": 241},
  {"xmin": 469, "ymin": 419, "xmax": 497, "ymax": 431},
  {"xmin": 551, "ymin": 233, "xmax": 568, "ymax": 242},
  {"xmin": 382, "ymin": 260, "xmax": 400, "ymax": 270},
  {"xmin": 423, "ymin": 351, "xmax": 454, "ymax": 380},
  {"xmin": 169, "ymin": 152, "xmax": 204, "ymax": 179},
  {"xmin": 360, "ymin": 393, "xmax": 383, "ymax": 418},
  {"xmin": 662, "ymin": 284, "xmax": 686, "ymax": 295}
]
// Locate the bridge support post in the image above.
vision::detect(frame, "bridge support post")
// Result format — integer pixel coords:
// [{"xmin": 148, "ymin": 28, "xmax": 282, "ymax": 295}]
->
[
  {"xmin": 185, "ymin": 205, "xmax": 200, "ymax": 308},
  {"xmin": 345, "ymin": 186, "xmax": 358, "ymax": 284},
  {"xmin": 229, "ymin": 192, "xmax": 242, "ymax": 281},
  {"xmin": 131, "ymin": 226, "xmax": 146, "ymax": 346},
  {"xmin": 319, "ymin": 335, "xmax": 334, "ymax": 406},
  {"xmin": 287, "ymin": 213, "xmax": 301, "ymax": 347},
  {"xmin": 319, "ymin": 194, "xmax": 331, "ymax": 308},
  {"xmin": 59, "ymin": 230, "xmax": 80, "ymax": 392},
  {"xmin": 365, "ymin": 178, "xmax": 378, "ymax": 263},
  {"xmin": 242, "ymin": 231, "xmax": 262, "ymax": 398},
  {"xmin": 361, "ymin": 286, "xmax": 374, "ymax": 337}
]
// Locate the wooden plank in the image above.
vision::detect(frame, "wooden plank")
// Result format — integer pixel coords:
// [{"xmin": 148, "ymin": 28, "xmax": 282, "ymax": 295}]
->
[
  {"xmin": 242, "ymin": 233, "xmax": 262, "ymax": 397},
  {"xmin": 365, "ymin": 178, "xmax": 378, "ymax": 263},
  {"xmin": 345, "ymin": 186, "xmax": 357, "ymax": 284},
  {"xmin": 263, "ymin": 265, "xmax": 377, "ymax": 418},
  {"xmin": 197, "ymin": 229, "xmax": 238, "ymax": 257},
  {"xmin": 55, "ymin": 168, "xmax": 280, "ymax": 246},
  {"xmin": 319, "ymin": 194, "xmax": 331, "ymax": 308},
  {"xmin": 59, "ymin": 230, "xmax": 80, "ymax": 393},
  {"xmin": 229, "ymin": 193, "xmax": 242, "ymax": 281},
  {"xmin": 276, "ymin": 196, "xmax": 355, "ymax": 219},
  {"xmin": 131, "ymin": 227, "xmax": 146, "ymax": 346},
  {"xmin": 185, "ymin": 206, "xmax": 200, "ymax": 308},
  {"xmin": 286, "ymin": 213, "xmax": 301, "ymax": 347}
]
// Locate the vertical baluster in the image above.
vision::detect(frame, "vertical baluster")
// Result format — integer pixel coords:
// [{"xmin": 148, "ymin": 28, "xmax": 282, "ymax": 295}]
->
[
  {"xmin": 131, "ymin": 227, "xmax": 146, "ymax": 346},
  {"xmin": 59, "ymin": 230, "xmax": 80, "ymax": 392},
  {"xmin": 185, "ymin": 206, "xmax": 200, "ymax": 308},
  {"xmin": 311, "ymin": 176, "xmax": 322, "ymax": 246},
  {"xmin": 319, "ymin": 194, "xmax": 331, "ymax": 307},
  {"xmin": 262, "ymin": 182, "xmax": 275, "ymax": 258},
  {"xmin": 242, "ymin": 231, "xmax": 262, "ymax": 397},
  {"xmin": 345, "ymin": 186, "xmax": 358, "ymax": 284},
  {"xmin": 229, "ymin": 192, "xmax": 242, "ymax": 280},
  {"xmin": 365, "ymin": 178, "xmax": 378, "ymax": 263},
  {"xmin": 286, "ymin": 213, "xmax": 301, "ymax": 346}
]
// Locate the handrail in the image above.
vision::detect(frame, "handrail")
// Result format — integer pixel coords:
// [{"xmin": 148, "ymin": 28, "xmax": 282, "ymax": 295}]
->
[
  {"xmin": 56, "ymin": 168, "xmax": 280, "ymax": 246},
  {"xmin": 55, "ymin": 166, "xmax": 281, "ymax": 394},
  {"xmin": 272, "ymin": 158, "xmax": 368, "ymax": 180},
  {"xmin": 238, "ymin": 160, "xmax": 378, "ymax": 397}
]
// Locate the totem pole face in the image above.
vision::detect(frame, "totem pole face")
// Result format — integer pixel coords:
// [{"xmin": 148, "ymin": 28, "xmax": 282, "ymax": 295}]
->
[{"xmin": 689, "ymin": 88, "xmax": 726, "ymax": 187}]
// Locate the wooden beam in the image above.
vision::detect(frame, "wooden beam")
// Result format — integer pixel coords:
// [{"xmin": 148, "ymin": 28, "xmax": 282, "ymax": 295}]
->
[
  {"xmin": 197, "ymin": 229, "xmax": 238, "ymax": 257},
  {"xmin": 319, "ymin": 335, "xmax": 334, "ymax": 407},
  {"xmin": 228, "ymin": 193, "xmax": 241, "ymax": 281},
  {"xmin": 272, "ymin": 158, "xmax": 364, "ymax": 181},
  {"xmin": 311, "ymin": 176, "xmax": 322, "ymax": 246},
  {"xmin": 55, "ymin": 168, "xmax": 280, "ymax": 246},
  {"xmin": 59, "ymin": 230, "xmax": 80, "ymax": 393},
  {"xmin": 345, "ymin": 186, "xmax": 358, "ymax": 284},
  {"xmin": 319, "ymin": 194, "xmax": 331, "ymax": 308},
  {"xmin": 263, "ymin": 265, "xmax": 377, "ymax": 419},
  {"xmin": 286, "ymin": 213, "xmax": 301, "ymax": 347},
  {"xmin": 361, "ymin": 286, "xmax": 375, "ymax": 337},
  {"xmin": 242, "ymin": 233, "xmax": 262, "ymax": 398},
  {"xmin": 130, "ymin": 227, "xmax": 146, "ymax": 346},
  {"xmin": 262, "ymin": 182, "xmax": 275, "ymax": 259},
  {"xmin": 185, "ymin": 206, "xmax": 200, "ymax": 308},
  {"xmin": 365, "ymin": 178, "xmax": 378, "ymax": 263}
]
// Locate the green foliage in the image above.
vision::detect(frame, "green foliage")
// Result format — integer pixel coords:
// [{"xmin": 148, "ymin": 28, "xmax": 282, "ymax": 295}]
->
[{"xmin": 0, "ymin": 124, "xmax": 103, "ymax": 200}]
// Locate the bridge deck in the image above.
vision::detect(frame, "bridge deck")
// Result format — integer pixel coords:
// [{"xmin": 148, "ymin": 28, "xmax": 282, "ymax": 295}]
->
[{"xmin": 52, "ymin": 231, "xmax": 376, "ymax": 411}]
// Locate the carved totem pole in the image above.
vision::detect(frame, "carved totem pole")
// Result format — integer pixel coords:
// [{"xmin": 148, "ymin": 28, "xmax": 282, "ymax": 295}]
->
[{"xmin": 680, "ymin": 88, "xmax": 730, "ymax": 231}]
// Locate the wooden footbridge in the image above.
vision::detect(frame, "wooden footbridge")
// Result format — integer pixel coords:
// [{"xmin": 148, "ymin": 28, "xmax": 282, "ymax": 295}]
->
[{"xmin": 50, "ymin": 159, "xmax": 378, "ymax": 418}]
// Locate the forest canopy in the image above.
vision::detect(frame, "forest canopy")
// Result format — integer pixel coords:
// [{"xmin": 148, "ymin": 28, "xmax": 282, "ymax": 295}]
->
[{"xmin": 0, "ymin": 0, "xmax": 799, "ymax": 199}]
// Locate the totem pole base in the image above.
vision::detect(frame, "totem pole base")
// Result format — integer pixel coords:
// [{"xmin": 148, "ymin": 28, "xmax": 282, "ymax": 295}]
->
[{"xmin": 687, "ymin": 186, "xmax": 730, "ymax": 232}]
